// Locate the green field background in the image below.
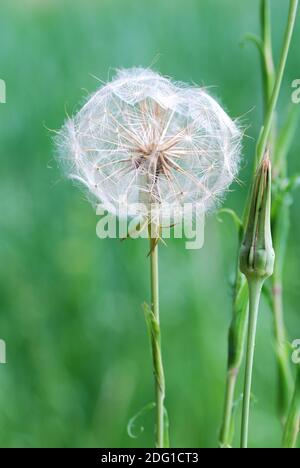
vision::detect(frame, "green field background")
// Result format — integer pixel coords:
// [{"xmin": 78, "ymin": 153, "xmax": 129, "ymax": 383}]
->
[{"xmin": 0, "ymin": 0, "xmax": 299, "ymax": 448}]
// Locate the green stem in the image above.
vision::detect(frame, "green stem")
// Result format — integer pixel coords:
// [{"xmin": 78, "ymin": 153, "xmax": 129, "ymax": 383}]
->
[
  {"xmin": 256, "ymin": 0, "xmax": 298, "ymax": 165},
  {"xmin": 241, "ymin": 279, "xmax": 263, "ymax": 449},
  {"xmin": 149, "ymin": 227, "xmax": 165, "ymax": 448},
  {"xmin": 261, "ymin": 0, "xmax": 294, "ymax": 425},
  {"xmin": 220, "ymin": 272, "xmax": 248, "ymax": 448},
  {"xmin": 271, "ymin": 273, "xmax": 294, "ymax": 422},
  {"xmin": 260, "ymin": 0, "xmax": 278, "ymax": 158},
  {"xmin": 261, "ymin": 0, "xmax": 276, "ymax": 107},
  {"xmin": 220, "ymin": 368, "xmax": 238, "ymax": 447},
  {"xmin": 221, "ymin": 0, "xmax": 298, "ymax": 449},
  {"xmin": 282, "ymin": 368, "xmax": 300, "ymax": 448}
]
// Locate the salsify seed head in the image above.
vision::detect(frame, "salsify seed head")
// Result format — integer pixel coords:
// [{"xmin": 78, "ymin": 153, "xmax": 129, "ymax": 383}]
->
[{"xmin": 56, "ymin": 68, "xmax": 242, "ymax": 223}]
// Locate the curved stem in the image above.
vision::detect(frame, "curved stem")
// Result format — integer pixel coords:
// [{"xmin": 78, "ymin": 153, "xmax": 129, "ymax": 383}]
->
[
  {"xmin": 241, "ymin": 279, "xmax": 263, "ymax": 448},
  {"xmin": 149, "ymin": 227, "xmax": 166, "ymax": 448},
  {"xmin": 256, "ymin": 0, "xmax": 298, "ymax": 165}
]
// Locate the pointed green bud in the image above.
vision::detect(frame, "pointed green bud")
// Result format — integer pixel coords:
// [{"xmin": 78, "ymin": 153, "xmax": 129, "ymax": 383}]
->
[{"xmin": 240, "ymin": 156, "xmax": 275, "ymax": 281}]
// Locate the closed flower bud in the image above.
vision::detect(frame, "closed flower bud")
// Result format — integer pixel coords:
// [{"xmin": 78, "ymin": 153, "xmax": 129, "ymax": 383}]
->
[{"xmin": 240, "ymin": 156, "xmax": 275, "ymax": 281}]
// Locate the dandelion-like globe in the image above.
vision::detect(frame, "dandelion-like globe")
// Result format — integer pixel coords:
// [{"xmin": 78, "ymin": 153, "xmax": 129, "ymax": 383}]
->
[{"xmin": 57, "ymin": 68, "xmax": 241, "ymax": 223}]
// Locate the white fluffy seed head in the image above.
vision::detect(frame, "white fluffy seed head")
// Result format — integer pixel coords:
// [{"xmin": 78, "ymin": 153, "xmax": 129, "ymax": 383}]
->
[{"xmin": 56, "ymin": 68, "xmax": 242, "ymax": 222}]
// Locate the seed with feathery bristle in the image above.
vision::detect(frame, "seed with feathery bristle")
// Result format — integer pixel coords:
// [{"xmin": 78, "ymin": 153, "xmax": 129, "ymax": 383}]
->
[{"xmin": 56, "ymin": 68, "xmax": 242, "ymax": 221}]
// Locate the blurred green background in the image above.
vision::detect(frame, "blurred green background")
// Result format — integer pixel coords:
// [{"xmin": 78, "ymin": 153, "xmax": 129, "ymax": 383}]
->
[{"xmin": 0, "ymin": 0, "xmax": 299, "ymax": 448}]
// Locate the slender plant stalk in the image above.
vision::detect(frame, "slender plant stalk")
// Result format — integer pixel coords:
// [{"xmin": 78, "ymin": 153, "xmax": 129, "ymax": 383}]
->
[
  {"xmin": 271, "ymin": 200, "xmax": 294, "ymax": 422},
  {"xmin": 271, "ymin": 111, "xmax": 300, "ymax": 418},
  {"xmin": 241, "ymin": 280, "xmax": 263, "ymax": 448},
  {"xmin": 239, "ymin": 0, "xmax": 298, "ymax": 448},
  {"xmin": 239, "ymin": 157, "xmax": 275, "ymax": 449},
  {"xmin": 147, "ymin": 224, "xmax": 166, "ymax": 448},
  {"xmin": 220, "ymin": 1, "xmax": 298, "ymax": 448},
  {"xmin": 220, "ymin": 2, "xmax": 274, "ymax": 443},
  {"xmin": 260, "ymin": 0, "xmax": 278, "ymax": 160},
  {"xmin": 256, "ymin": 0, "xmax": 299, "ymax": 166},
  {"xmin": 260, "ymin": 0, "xmax": 294, "ymax": 424},
  {"xmin": 220, "ymin": 368, "xmax": 238, "ymax": 447},
  {"xmin": 261, "ymin": 0, "xmax": 276, "ymax": 111},
  {"xmin": 282, "ymin": 368, "xmax": 300, "ymax": 448},
  {"xmin": 220, "ymin": 267, "xmax": 248, "ymax": 447}
]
